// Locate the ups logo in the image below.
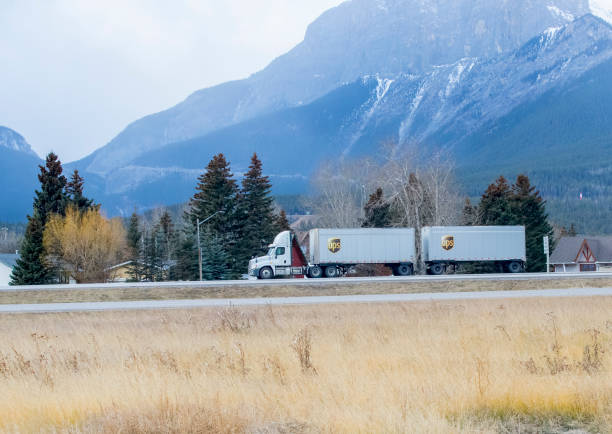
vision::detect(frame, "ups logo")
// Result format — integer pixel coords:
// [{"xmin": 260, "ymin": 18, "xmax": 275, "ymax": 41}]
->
[
  {"xmin": 328, "ymin": 238, "xmax": 341, "ymax": 253},
  {"xmin": 441, "ymin": 235, "xmax": 455, "ymax": 251}
]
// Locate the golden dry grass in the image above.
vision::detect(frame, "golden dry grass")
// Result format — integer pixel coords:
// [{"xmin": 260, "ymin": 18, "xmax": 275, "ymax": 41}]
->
[
  {"xmin": 1, "ymin": 297, "xmax": 612, "ymax": 432},
  {"xmin": 2, "ymin": 276, "xmax": 611, "ymax": 304}
]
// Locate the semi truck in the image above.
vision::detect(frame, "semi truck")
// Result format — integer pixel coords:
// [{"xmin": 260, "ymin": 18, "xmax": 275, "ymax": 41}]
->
[
  {"xmin": 421, "ymin": 226, "xmax": 526, "ymax": 275},
  {"xmin": 248, "ymin": 225, "xmax": 526, "ymax": 279},
  {"xmin": 248, "ymin": 228, "xmax": 416, "ymax": 279}
]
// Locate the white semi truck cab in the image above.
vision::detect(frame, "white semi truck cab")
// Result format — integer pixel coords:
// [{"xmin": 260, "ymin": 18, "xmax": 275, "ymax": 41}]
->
[{"xmin": 248, "ymin": 231, "xmax": 308, "ymax": 279}]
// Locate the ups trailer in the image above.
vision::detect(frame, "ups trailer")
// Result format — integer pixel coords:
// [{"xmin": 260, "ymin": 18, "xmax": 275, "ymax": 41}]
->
[
  {"xmin": 248, "ymin": 228, "xmax": 415, "ymax": 279},
  {"xmin": 421, "ymin": 226, "xmax": 526, "ymax": 275}
]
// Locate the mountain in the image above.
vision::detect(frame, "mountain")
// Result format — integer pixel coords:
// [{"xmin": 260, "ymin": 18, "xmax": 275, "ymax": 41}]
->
[
  {"xmin": 77, "ymin": 0, "xmax": 601, "ymax": 177},
  {"xmin": 0, "ymin": 127, "xmax": 42, "ymax": 222},
  {"xmin": 5, "ymin": 0, "xmax": 612, "ymax": 231}
]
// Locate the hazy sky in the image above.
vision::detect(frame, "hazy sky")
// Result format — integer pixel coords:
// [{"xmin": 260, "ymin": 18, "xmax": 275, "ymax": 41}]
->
[{"xmin": 0, "ymin": 0, "xmax": 344, "ymax": 162}]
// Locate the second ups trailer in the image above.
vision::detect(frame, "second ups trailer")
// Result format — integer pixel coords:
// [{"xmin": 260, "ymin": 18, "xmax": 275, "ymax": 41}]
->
[{"xmin": 421, "ymin": 226, "xmax": 526, "ymax": 275}]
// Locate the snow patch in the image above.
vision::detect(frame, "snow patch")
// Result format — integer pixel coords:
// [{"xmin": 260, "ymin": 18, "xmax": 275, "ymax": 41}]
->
[
  {"xmin": 0, "ymin": 263, "xmax": 11, "ymax": 286},
  {"xmin": 445, "ymin": 59, "xmax": 474, "ymax": 97},
  {"xmin": 590, "ymin": 0, "xmax": 612, "ymax": 24},
  {"xmin": 399, "ymin": 82, "xmax": 427, "ymax": 143},
  {"xmin": 344, "ymin": 75, "xmax": 394, "ymax": 155},
  {"xmin": 547, "ymin": 5, "xmax": 574, "ymax": 22}
]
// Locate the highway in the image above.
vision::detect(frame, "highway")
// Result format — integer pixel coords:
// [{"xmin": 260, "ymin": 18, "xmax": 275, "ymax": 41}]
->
[
  {"xmin": 2, "ymin": 272, "xmax": 612, "ymax": 292},
  {"xmin": 1, "ymin": 287, "xmax": 612, "ymax": 314}
]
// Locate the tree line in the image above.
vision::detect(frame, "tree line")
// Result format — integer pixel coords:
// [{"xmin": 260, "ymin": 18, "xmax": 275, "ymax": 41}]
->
[
  {"xmin": 10, "ymin": 152, "xmax": 289, "ymax": 285},
  {"xmin": 310, "ymin": 147, "xmax": 554, "ymax": 272}
]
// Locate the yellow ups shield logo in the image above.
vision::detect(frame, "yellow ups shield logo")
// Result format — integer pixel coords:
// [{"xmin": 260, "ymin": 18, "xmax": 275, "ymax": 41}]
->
[
  {"xmin": 328, "ymin": 238, "xmax": 341, "ymax": 253},
  {"xmin": 441, "ymin": 235, "xmax": 455, "ymax": 251}
]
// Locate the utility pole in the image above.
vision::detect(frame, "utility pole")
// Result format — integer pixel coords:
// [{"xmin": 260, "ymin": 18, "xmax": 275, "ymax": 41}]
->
[{"xmin": 196, "ymin": 210, "xmax": 224, "ymax": 281}]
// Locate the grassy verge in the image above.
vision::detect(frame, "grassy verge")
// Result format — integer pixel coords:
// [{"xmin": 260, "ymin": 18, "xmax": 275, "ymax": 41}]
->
[
  {"xmin": 1, "ymin": 297, "xmax": 612, "ymax": 432},
  {"xmin": 1, "ymin": 277, "xmax": 611, "ymax": 305}
]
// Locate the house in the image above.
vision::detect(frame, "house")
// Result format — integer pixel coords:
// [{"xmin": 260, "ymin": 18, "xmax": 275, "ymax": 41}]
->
[
  {"xmin": 550, "ymin": 237, "xmax": 612, "ymax": 272},
  {"xmin": 0, "ymin": 253, "xmax": 18, "ymax": 286}
]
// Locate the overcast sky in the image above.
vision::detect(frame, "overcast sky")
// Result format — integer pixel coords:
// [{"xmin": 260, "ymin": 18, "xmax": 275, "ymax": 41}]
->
[{"xmin": 0, "ymin": 0, "xmax": 344, "ymax": 162}]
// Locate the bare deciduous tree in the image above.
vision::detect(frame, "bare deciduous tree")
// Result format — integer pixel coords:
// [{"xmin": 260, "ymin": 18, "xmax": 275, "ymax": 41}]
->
[{"xmin": 309, "ymin": 159, "xmax": 377, "ymax": 228}]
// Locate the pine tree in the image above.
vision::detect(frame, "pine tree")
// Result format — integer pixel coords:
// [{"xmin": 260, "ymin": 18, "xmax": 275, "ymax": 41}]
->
[
  {"xmin": 34, "ymin": 153, "xmax": 68, "ymax": 224},
  {"xmin": 275, "ymin": 209, "xmax": 292, "ymax": 232},
  {"xmin": 362, "ymin": 187, "xmax": 392, "ymax": 228},
  {"xmin": 478, "ymin": 176, "xmax": 515, "ymax": 225},
  {"xmin": 235, "ymin": 153, "xmax": 278, "ymax": 268},
  {"xmin": 183, "ymin": 154, "xmax": 240, "ymax": 277},
  {"xmin": 510, "ymin": 174, "xmax": 554, "ymax": 272},
  {"xmin": 9, "ymin": 214, "xmax": 51, "ymax": 285},
  {"xmin": 10, "ymin": 153, "xmax": 68, "ymax": 285},
  {"xmin": 174, "ymin": 225, "xmax": 199, "ymax": 281},
  {"xmin": 66, "ymin": 169, "xmax": 95, "ymax": 212},
  {"xmin": 126, "ymin": 212, "xmax": 143, "ymax": 282},
  {"xmin": 200, "ymin": 232, "xmax": 232, "ymax": 280}
]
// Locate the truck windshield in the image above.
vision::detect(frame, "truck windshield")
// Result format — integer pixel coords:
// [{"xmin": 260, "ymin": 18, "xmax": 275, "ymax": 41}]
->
[{"xmin": 267, "ymin": 247, "xmax": 276, "ymax": 256}]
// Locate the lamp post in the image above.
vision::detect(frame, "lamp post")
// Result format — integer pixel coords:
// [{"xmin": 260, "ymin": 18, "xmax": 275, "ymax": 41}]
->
[{"xmin": 196, "ymin": 210, "xmax": 224, "ymax": 281}]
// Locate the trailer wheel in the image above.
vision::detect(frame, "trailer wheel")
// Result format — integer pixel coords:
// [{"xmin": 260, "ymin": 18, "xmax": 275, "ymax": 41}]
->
[
  {"xmin": 259, "ymin": 267, "xmax": 274, "ymax": 280},
  {"xmin": 429, "ymin": 263, "xmax": 445, "ymax": 276},
  {"xmin": 324, "ymin": 266, "xmax": 339, "ymax": 278},
  {"xmin": 395, "ymin": 263, "xmax": 413, "ymax": 276},
  {"xmin": 308, "ymin": 266, "xmax": 323, "ymax": 279},
  {"xmin": 507, "ymin": 261, "xmax": 523, "ymax": 273}
]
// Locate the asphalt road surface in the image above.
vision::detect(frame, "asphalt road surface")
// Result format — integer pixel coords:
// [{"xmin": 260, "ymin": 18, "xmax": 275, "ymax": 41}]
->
[
  {"xmin": 1, "ymin": 287, "xmax": 611, "ymax": 314},
  {"xmin": 2, "ymin": 272, "xmax": 612, "ymax": 292}
]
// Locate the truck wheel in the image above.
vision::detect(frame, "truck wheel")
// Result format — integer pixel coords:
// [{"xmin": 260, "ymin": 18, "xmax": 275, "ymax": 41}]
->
[
  {"xmin": 395, "ymin": 263, "xmax": 413, "ymax": 276},
  {"xmin": 324, "ymin": 266, "xmax": 339, "ymax": 278},
  {"xmin": 430, "ymin": 263, "xmax": 445, "ymax": 276},
  {"xmin": 308, "ymin": 266, "xmax": 323, "ymax": 279},
  {"xmin": 507, "ymin": 261, "xmax": 523, "ymax": 273},
  {"xmin": 259, "ymin": 267, "xmax": 274, "ymax": 280}
]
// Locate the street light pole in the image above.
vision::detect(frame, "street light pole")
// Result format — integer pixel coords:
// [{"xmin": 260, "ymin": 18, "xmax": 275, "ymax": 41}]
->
[{"xmin": 196, "ymin": 210, "xmax": 224, "ymax": 281}]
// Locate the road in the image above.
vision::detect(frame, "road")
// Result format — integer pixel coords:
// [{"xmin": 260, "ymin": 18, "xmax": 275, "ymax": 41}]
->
[
  {"xmin": 2, "ymin": 272, "xmax": 612, "ymax": 292},
  {"xmin": 1, "ymin": 287, "xmax": 611, "ymax": 314}
]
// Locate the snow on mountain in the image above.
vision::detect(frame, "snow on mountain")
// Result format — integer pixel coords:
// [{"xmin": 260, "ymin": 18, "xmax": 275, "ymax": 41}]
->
[
  {"xmin": 0, "ymin": 126, "xmax": 38, "ymax": 157},
  {"xmin": 77, "ymin": 0, "xmax": 598, "ymax": 177}
]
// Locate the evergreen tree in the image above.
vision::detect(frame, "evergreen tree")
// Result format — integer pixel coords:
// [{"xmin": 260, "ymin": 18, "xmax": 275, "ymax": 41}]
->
[
  {"xmin": 9, "ymin": 213, "xmax": 51, "ymax": 285},
  {"xmin": 66, "ymin": 169, "xmax": 95, "ymax": 212},
  {"xmin": 461, "ymin": 198, "xmax": 478, "ymax": 226},
  {"xmin": 10, "ymin": 153, "xmax": 68, "ymax": 285},
  {"xmin": 510, "ymin": 175, "xmax": 554, "ymax": 272},
  {"xmin": 362, "ymin": 187, "xmax": 392, "ymax": 228},
  {"xmin": 34, "ymin": 152, "xmax": 68, "ymax": 224},
  {"xmin": 200, "ymin": 232, "xmax": 232, "ymax": 280},
  {"xmin": 173, "ymin": 225, "xmax": 199, "ymax": 281},
  {"xmin": 275, "ymin": 209, "xmax": 292, "ymax": 232},
  {"xmin": 235, "ymin": 153, "xmax": 278, "ymax": 267},
  {"xmin": 478, "ymin": 176, "xmax": 515, "ymax": 225},
  {"xmin": 186, "ymin": 154, "xmax": 238, "ymax": 235},
  {"xmin": 184, "ymin": 154, "xmax": 240, "ymax": 276},
  {"xmin": 126, "ymin": 212, "xmax": 143, "ymax": 282}
]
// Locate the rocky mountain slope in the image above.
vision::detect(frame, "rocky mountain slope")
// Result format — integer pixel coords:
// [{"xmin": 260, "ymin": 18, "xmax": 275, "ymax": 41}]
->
[
  {"xmin": 77, "ymin": 0, "xmax": 602, "ymax": 176},
  {"xmin": 0, "ymin": 127, "xmax": 42, "ymax": 221}
]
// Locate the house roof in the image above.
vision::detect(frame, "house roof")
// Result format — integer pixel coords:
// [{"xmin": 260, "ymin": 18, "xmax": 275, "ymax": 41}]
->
[{"xmin": 551, "ymin": 236, "xmax": 612, "ymax": 263}]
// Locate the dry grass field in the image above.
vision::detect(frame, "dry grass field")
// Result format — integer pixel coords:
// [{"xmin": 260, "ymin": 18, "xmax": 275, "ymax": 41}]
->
[{"xmin": 1, "ymin": 297, "xmax": 612, "ymax": 433}]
